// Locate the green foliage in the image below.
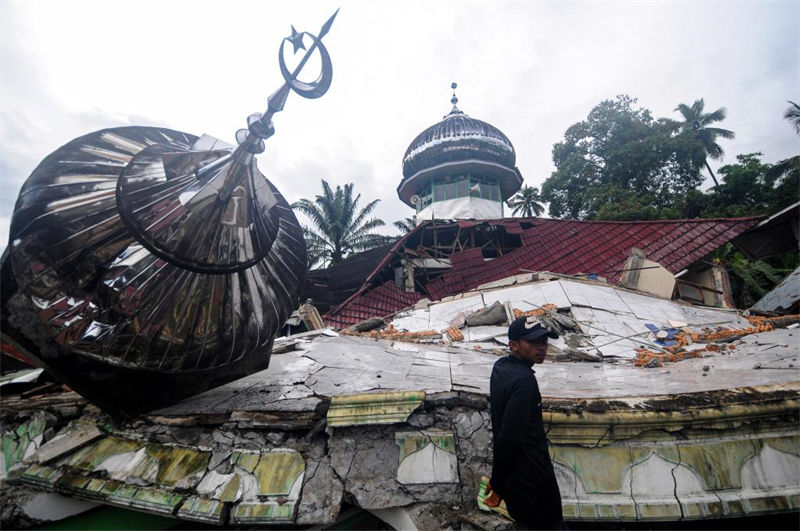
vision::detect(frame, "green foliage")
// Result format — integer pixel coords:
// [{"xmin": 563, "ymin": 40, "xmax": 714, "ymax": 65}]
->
[
  {"xmin": 506, "ymin": 185, "xmax": 545, "ymax": 217},
  {"xmin": 593, "ymin": 188, "xmax": 683, "ymax": 221},
  {"xmin": 785, "ymin": 100, "xmax": 800, "ymax": 136},
  {"xmin": 542, "ymin": 95, "xmax": 796, "ymax": 222},
  {"xmin": 542, "ymin": 95, "xmax": 706, "ymax": 220},
  {"xmin": 713, "ymin": 243, "xmax": 794, "ymax": 308},
  {"xmin": 674, "ymin": 99, "xmax": 735, "ymax": 186},
  {"xmin": 687, "ymin": 153, "xmax": 799, "ymax": 218},
  {"xmin": 393, "ymin": 216, "xmax": 417, "ymax": 234},
  {"xmin": 292, "ymin": 180, "xmax": 394, "ymax": 268},
  {"xmin": 766, "ymin": 101, "xmax": 800, "ymax": 197}
]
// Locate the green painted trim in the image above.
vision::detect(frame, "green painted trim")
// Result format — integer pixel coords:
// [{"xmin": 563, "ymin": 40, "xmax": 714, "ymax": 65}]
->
[
  {"xmin": 395, "ymin": 429, "xmax": 456, "ymax": 461},
  {"xmin": 328, "ymin": 390, "xmax": 425, "ymax": 426}
]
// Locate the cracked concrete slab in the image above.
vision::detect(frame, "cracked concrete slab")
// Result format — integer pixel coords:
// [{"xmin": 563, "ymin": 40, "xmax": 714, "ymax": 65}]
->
[
  {"xmin": 296, "ymin": 455, "xmax": 344, "ymax": 525},
  {"xmin": 3, "ymin": 281, "xmax": 799, "ymax": 529}
]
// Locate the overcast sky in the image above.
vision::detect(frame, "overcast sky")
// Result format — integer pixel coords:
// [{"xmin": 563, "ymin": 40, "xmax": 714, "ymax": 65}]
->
[{"xmin": 1, "ymin": 0, "xmax": 798, "ymax": 251}]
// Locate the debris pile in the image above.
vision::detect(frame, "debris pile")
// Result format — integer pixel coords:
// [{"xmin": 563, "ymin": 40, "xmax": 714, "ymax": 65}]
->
[
  {"xmin": 513, "ymin": 303, "xmax": 558, "ymax": 318},
  {"xmin": 633, "ymin": 318, "xmax": 791, "ymax": 367},
  {"xmin": 635, "ymin": 348, "xmax": 706, "ymax": 367},
  {"xmin": 3, "ymin": 271, "xmax": 799, "ymax": 528},
  {"xmin": 2, "ymin": 323, "xmax": 798, "ymax": 528},
  {"xmin": 446, "ymin": 327, "xmax": 464, "ymax": 342},
  {"xmin": 340, "ymin": 323, "xmax": 442, "ymax": 342},
  {"xmin": 747, "ymin": 314, "xmax": 800, "ymax": 328}
]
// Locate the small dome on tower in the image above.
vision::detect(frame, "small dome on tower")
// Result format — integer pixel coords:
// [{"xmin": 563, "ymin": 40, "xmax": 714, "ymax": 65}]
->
[
  {"xmin": 397, "ymin": 84, "xmax": 522, "ymax": 209},
  {"xmin": 402, "ymin": 112, "xmax": 517, "ymax": 180}
]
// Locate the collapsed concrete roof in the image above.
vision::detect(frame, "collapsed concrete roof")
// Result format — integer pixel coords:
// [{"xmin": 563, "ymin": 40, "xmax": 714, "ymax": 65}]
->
[
  {"xmin": 3, "ymin": 275, "xmax": 799, "ymax": 529},
  {"xmin": 323, "ymin": 216, "xmax": 762, "ymax": 328}
]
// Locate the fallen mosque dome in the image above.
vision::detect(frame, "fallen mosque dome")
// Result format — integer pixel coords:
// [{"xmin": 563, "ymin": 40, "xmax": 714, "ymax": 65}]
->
[
  {"xmin": 0, "ymin": 12, "xmax": 341, "ymax": 416},
  {"xmin": 2, "ymin": 52, "xmax": 799, "ymax": 531}
]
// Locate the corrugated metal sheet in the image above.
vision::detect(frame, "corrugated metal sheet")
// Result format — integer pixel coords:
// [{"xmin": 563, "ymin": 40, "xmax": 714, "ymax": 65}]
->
[{"xmin": 752, "ymin": 266, "xmax": 800, "ymax": 313}]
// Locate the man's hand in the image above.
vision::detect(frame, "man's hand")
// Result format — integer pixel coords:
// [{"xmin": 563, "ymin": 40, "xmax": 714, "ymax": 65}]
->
[{"xmin": 483, "ymin": 480, "xmax": 502, "ymax": 508}]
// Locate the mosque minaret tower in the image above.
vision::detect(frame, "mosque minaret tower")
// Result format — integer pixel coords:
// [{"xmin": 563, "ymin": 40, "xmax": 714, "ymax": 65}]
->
[{"xmin": 397, "ymin": 83, "xmax": 523, "ymax": 223}]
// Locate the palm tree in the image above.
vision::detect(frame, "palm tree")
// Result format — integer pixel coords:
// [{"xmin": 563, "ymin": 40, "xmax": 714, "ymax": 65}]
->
[
  {"xmin": 292, "ymin": 180, "xmax": 392, "ymax": 268},
  {"xmin": 506, "ymin": 185, "xmax": 545, "ymax": 217},
  {"xmin": 675, "ymin": 99, "xmax": 735, "ymax": 186},
  {"xmin": 393, "ymin": 216, "xmax": 417, "ymax": 234},
  {"xmin": 767, "ymin": 101, "xmax": 800, "ymax": 185},
  {"xmin": 785, "ymin": 101, "xmax": 800, "ymax": 136}
]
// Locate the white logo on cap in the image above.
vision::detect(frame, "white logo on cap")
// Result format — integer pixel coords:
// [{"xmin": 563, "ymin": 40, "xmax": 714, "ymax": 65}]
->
[{"xmin": 524, "ymin": 317, "xmax": 541, "ymax": 329}]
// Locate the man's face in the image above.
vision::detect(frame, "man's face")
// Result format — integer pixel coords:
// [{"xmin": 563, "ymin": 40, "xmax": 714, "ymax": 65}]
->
[{"xmin": 509, "ymin": 338, "xmax": 548, "ymax": 365}]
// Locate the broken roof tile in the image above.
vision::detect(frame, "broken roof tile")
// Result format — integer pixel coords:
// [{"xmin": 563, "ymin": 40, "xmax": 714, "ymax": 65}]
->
[{"xmin": 325, "ymin": 217, "xmax": 761, "ymax": 327}]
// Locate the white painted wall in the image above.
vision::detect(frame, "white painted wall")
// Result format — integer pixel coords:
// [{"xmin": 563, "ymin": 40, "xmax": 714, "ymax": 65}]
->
[{"xmin": 416, "ymin": 197, "xmax": 503, "ymax": 223}]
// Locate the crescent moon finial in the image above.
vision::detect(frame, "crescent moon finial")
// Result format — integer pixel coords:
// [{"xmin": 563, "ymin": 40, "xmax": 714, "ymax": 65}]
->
[{"xmin": 235, "ymin": 11, "xmax": 338, "ymax": 155}]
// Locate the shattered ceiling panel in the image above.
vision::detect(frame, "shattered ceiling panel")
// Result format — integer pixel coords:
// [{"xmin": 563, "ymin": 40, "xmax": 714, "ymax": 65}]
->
[
  {"xmin": 679, "ymin": 305, "xmax": 750, "ymax": 328},
  {"xmin": 615, "ymin": 289, "xmax": 693, "ymax": 324},
  {"xmin": 561, "ymin": 280, "xmax": 632, "ymax": 314},
  {"xmin": 480, "ymin": 280, "xmax": 571, "ymax": 310},
  {"xmin": 427, "ymin": 294, "xmax": 486, "ymax": 332},
  {"xmin": 570, "ymin": 306, "xmax": 650, "ymax": 359},
  {"xmin": 464, "ymin": 325, "xmax": 508, "ymax": 343},
  {"xmin": 391, "ymin": 310, "xmax": 432, "ymax": 333}
]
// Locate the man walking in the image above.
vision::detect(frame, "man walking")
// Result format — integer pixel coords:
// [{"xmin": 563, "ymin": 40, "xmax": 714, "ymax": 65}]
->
[{"xmin": 484, "ymin": 316, "xmax": 566, "ymax": 530}]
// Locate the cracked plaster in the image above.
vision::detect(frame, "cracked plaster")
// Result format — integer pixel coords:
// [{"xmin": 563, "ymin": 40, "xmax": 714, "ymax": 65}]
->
[{"xmin": 4, "ymin": 281, "xmax": 800, "ymax": 529}]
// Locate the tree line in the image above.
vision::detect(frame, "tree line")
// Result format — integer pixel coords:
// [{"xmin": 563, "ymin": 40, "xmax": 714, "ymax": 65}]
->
[
  {"xmin": 293, "ymin": 98, "xmax": 799, "ymax": 269},
  {"xmin": 540, "ymin": 96, "xmax": 798, "ymax": 221}
]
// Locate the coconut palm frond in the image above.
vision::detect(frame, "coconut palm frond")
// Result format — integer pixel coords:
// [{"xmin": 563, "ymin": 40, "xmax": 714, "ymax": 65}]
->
[
  {"xmin": 292, "ymin": 179, "xmax": 390, "ymax": 267},
  {"xmin": 507, "ymin": 185, "xmax": 545, "ymax": 217},
  {"xmin": 675, "ymin": 98, "xmax": 735, "ymax": 186},
  {"xmin": 394, "ymin": 216, "xmax": 417, "ymax": 234},
  {"xmin": 785, "ymin": 101, "xmax": 800, "ymax": 136}
]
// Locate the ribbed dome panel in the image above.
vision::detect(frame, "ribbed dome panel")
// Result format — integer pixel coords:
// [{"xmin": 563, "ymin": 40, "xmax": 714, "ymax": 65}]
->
[{"xmin": 401, "ymin": 113, "xmax": 516, "ymax": 180}]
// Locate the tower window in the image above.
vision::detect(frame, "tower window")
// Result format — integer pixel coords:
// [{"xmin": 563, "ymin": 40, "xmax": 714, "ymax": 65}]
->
[{"xmin": 423, "ymin": 174, "xmax": 501, "ymax": 206}]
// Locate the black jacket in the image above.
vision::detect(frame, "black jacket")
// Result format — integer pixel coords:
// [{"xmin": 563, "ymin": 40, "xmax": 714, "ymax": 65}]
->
[{"xmin": 490, "ymin": 355, "xmax": 563, "ymax": 524}]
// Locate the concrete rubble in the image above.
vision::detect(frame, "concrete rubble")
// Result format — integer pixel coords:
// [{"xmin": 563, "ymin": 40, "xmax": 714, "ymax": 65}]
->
[
  {"xmin": 388, "ymin": 276, "xmax": 754, "ymax": 362},
  {"xmin": 1, "ymin": 274, "xmax": 799, "ymax": 529}
]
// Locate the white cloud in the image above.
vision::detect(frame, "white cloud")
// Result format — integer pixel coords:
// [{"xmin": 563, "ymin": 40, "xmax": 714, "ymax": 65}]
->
[{"xmin": 1, "ymin": 0, "xmax": 797, "ymax": 240}]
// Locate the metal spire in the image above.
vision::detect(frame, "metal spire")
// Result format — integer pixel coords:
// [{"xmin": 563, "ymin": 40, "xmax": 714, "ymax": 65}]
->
[
  {"xmin": 234, "ymin": 9, "xmax": 339, "ymax": 156},
  {"xmin": 448, "ymin": 82, "xmax": 463, "ymax": 116}
]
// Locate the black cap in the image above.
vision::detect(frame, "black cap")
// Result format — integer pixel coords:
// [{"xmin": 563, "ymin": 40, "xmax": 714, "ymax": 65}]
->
[{"xmin": 508, "ymin": 316, "xmax": 559, "ymax": 342}]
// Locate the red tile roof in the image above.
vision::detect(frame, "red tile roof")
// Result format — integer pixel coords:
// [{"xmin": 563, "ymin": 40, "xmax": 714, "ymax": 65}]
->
[
  {"xmin": 325, "ymin": 216, "xmax": 762, "ymax": 328},
  {"xmin": 325, "ymin": 280, "xmax": 422, "ymax": 329}
]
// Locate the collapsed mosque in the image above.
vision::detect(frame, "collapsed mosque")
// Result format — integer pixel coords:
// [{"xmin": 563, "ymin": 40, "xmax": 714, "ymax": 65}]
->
[{"xmin": 2, "ymin": 21, "xmax": 799, "ymax": 530}]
